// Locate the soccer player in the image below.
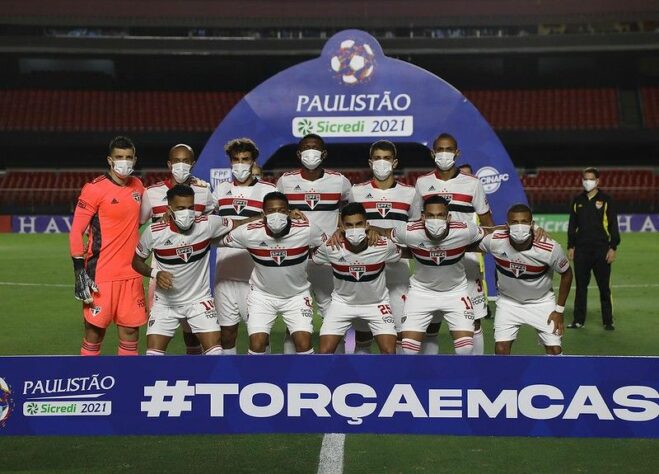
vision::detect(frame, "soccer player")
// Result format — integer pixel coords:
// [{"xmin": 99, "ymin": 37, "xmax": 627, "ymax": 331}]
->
[
  {"xmin": 349, "ymin": 140, "xmax": 421, "ymax": 353},
  {"xmin": 390, "ymin": 196, "xmax": 489, "ymax": 355},
  {"xmin": 132, "ymin": 184, "xmax": 240, "ymax": 355},
  {"xmin": 218, "ymin": 191, "xmax": 326, "ymax": 354},
  {"xmin": 276, "ymin": 134, "xmax": 351, "ymax": 352},
  {"xmin": 313, "ymin": 203, "xmax": 401, "ymax": 354},
  {"xmin": 414, "ymin": 133, "xmax": 493, "ymax": 354},
  {"xmin": 69, "ymin": 136, "xmax": 146, "ymax": 356},
  {"xmin": 480, "ymin": 204, "xmax": 573, "ymax": 355},
  {"xmin": 140, "ymin": 143, "xmax": 215, "ymax": 355},
  {"xmin": 213, "ymin": 138, "xmax": 276, "ymax": 354}
]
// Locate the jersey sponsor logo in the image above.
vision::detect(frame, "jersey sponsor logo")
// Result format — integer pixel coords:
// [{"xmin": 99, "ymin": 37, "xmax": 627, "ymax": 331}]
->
[
  {"xmin": 270, "ymin": 249, "xmax": 287, "ymax": 265},
  {"xmin": 233, "ymin": 199, "xmax": 248, "ymax": 214},
  {"xmin": 510, "ymin": 262, "xmax": 526, "ymax": 278},
  {"xmin": 430, "ymin": 250, "xmax": 446, "ymax": 265},
  {"xmin": 305, "ymin": 193, "xmax": 321, "ymax": 209},
  {"xmin": 176, "ymin": 245, "xmax": 194, "ymax": 262},
  {"xmin": 132, "ymin": 191, "xmax": 141, "ymax": 203},
  {"xmin": 376, "ymin": 202, "xmax": 392, "ymax": 217},
  {"xmin": 349, "ymin": 265, "xmax": 366, "ymax": 280},
  {"xmin": 476, "ymin": 166, "xmax": 509, "ymax": 194}
]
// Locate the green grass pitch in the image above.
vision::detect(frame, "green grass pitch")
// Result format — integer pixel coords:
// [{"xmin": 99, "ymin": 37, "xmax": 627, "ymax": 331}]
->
[{"xmin": 1, "ymin": 232, "xmax": 657, "ymax": 473}]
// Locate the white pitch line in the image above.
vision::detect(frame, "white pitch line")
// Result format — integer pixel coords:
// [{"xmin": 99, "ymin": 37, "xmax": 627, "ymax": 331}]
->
[
  {"xmin": 0, "ymin": 281, "xmax": 70, "ymax": 288},
  {"xmin": 318, "ymin": 433, "xmax": 346, "ymax": 474}
]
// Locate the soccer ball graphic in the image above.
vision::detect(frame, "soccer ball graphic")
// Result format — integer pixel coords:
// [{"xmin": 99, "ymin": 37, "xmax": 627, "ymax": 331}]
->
[
  {"xmin": 0, "ymin": 377, "xmax": 11, "ymax": 426},
  {"xmin": 330, "ymin": 40, "xmax": 375, "ymax": 85}
]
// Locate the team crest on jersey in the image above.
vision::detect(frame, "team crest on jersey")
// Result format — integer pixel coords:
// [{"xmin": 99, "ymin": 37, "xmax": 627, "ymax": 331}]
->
[
  {"xmin": 349, "ymin": 265, "xmax": 366, "ymax": 280},
  {"xmin": 430, "ymin": 250, "xmax": 446, "ymax": 265},
  {"xmin": 595, "ymin": 200, "xmax": 604, "ymax": 210},
  {"xmin": 176, "ymin": 245, "xmax": 193, "ymax": 262},
  {"xmin": 132, "ymin": 191, "xmax": 141, "ymax": 203},
  {"xmin": 510, "ymin": 262, "xmax": 526, "ymax": 278},
  {"xmin": 90, "ymin": 306, "xmax": 102, "ymax": 316},
  {"xmin": 232, "ymin": 198, "xmax": 248, "ymax": 214},
  {"xmin": 305, "ymin": 193, "xmax": 321, "ymax": 209},
  {"xmin": 270, "ymin": 249, "xmax": 287, "ymax": 265},
  {"xmin": 439, "ymin": 193, "xmax": 453, "ymax": 202},
  {"xmin": 376, "ymin": 202, "xmax": 392, "ymax": 217}
]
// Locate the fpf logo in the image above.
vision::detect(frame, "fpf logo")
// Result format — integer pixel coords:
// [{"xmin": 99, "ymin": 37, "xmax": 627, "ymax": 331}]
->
[{"xmin": 0, "ymin": 377, "xmax": 14, "ymax": 428}]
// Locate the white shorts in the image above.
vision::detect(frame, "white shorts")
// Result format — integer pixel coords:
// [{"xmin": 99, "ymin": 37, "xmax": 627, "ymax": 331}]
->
[
  {"xmin": 494, "ymin": 295, "xmax": 561, "ymax": 347},
  {"xmin": 147, "ymin": 298, "xmax": 220, "ymax": 337},
  {"xmin": 308, "ymin": 261, "xmax": 334, "ymax": 318},
  {"xmin": 214, "ymin": 279, "xmax": 250, "ymax": 327},
  {"xmin": 148, "ymin": 273, "xmax": 194, "ymax": 333},
  {"xmin": 385, "ymin": 260, "xmax": 410, "ymax": 332},
  {"xmin": 246, "ymin": 288, "xmax": 314, "ymax": 336},
  {"xmin": 322, "ymin": 299, "xmax": 397, "ymax": 337},
  {"xmin": 401, "ymin": 285, "xmax": 475, "ymax": 333},
  {"xmin": 467, "ymin": 277, "xmax": 488, "ymax": 320}
]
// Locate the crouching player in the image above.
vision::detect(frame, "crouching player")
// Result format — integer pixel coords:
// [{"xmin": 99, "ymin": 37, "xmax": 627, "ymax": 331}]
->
[
  {"xmin": 218, "ymin": 192, "xmax": 325, "ymax": 355},
  {"xmin": 312, "ymin": 203, "xmax": 401, "ymax": 354},
  {"xmin": 132, "ymin": 184, "xmax": 237, "ymax": 355},
  {"xmin": 479, "ymin": 204, "xmax": 573, "ymax": 355}
]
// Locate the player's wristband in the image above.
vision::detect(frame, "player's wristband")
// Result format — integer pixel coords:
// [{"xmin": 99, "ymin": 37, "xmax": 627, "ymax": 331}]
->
[
  {"xmin": 554, "ymin": 304, "xmax": 565, "ymax": 314},
  {"xmin": 150, "ymin": 268, "xmax": 159, "ymax": 279},
  {"xmin": 72, "ymin": 257, "xmax": 85, "ymax": 272}
]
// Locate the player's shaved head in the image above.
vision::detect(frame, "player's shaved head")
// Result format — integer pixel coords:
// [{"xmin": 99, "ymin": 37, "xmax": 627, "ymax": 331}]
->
[
  {"xmin": 169, "ymin": 144, "xmax": 195, "ymax": 162},
  {"xmin": 507, "ymin": 203, "xmax": 533, "ymax": 223},
  {"xmin": 432, "ymin": 133, "xmax": 458, "ymax": 150}
]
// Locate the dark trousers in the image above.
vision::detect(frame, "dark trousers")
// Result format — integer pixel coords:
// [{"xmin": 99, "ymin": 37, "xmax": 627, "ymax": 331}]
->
[{"xmin": 573, "ymin": 244, "xmax": 613, "ymax": 325}]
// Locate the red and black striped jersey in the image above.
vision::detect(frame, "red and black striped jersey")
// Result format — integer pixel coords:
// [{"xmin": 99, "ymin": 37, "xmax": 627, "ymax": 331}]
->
[
  {"xmin": 414, "ymin": 170, "xmax": 490, "ymax": 222},
  {"xmin": 349, "ymin": 180, "xmax": 421, "ymax": 232},
  {"xmin": 141, "ymin": 177, "xmax": 215, "ymax": 224}
]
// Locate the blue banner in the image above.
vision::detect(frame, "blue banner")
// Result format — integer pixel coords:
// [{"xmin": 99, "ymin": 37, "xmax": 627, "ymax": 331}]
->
[{"xmin": 1, "ymin": 356, "xmax": 657, "ymax": 438}]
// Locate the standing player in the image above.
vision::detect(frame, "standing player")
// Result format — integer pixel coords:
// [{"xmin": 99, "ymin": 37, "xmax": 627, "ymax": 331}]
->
[
  {"xmin": 69, "ymin": 136, "xmax": 146, "ymax": 356},
  {"xmin": 140, "ymin": 143, "xmax": 215, "ymax": 355},
  {"xmin": 219, "ymin": 192, "xmax": 326, "ymax": 354},
  {"xmin": 414, "ymin": 133, "xmax": 493, "ymax": 354},
  {"xmin": 480, "ymin": 204, "xmax": 572, "ymax": 354},
  {"xmin": 213, "ymin": 138, "xmax": 276, "ymax": 354},
  {"xmin": 313, "ymin": 203, "xmax": 401, "ymax": 354},
  {"xmin": 349, "ymin": 140, "xmax": 421, "ymax": 353},
  {"xmin": 391, "ymin": 196, "xmax": 489, "ymax": 355},
  {"xmin": 276, "ymin": 134, "xmax": 351, "ymax": 353}
]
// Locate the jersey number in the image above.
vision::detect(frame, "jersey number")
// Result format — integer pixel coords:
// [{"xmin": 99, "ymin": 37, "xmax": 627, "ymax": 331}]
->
[
  {"xmin": 200, "ymin": 300, "xmax": 215, "ymax": 311},
  {"xmin": 460, "ymin": 297, "xmax": 473, "ymax": 310},
  {"xmin": 378, "ymin": 304, "xmax": 393, "ymax": 315}
]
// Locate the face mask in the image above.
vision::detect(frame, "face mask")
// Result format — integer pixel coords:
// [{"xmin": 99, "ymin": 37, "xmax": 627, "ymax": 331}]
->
[
  {"xmin": 372, "ymin": 160, "xmax": 393, "ymax": 181},
  {"xmin": 425, "ymin": 218, "xmax": 447, "ymax": 237},
  {"xmin": 345, "ymin": 228, "xmax": 367, "ymax": 246},
  {"xmin": 266, "ymin": 212, "xmax": 289, "ymax": 234},
  {"xmin": 172, "ymin": 209, "xmax": 195, "ymax": 231},
  {"xmin": 171, "ymin": 163, "xmax": 191, "ymax": 183},
  {"xmin": 231, "ymin": 163, "xmax": 252, "ymax": 183},
  {"xmin": 434, "ymin": 152, "xmax": 455, "ymax": 171},
  {"xmin": 509, "ymin": 224, "xmax": 532, "ymax": 243},
  {"xmin": 583, "ymin": 179, "xmax": 597, "ymax": 192},
  {"xmin": 300, "ymin": 149, "xmax": 323, "ymax": 170},
  {"xmin": 112, "ymin": 159, "xmax": 134, "ymax": 178}
]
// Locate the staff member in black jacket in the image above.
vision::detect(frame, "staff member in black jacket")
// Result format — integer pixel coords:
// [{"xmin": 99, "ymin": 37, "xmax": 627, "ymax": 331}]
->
[{"xmin": 567, "ymin": 167, "xmax": 620, "ymax": 330}]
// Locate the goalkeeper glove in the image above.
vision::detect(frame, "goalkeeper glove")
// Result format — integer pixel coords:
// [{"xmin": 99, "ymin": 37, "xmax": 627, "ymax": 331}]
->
[{"xmin": 72, "ymin": 257, "xmax": 98, "ymax": 304}]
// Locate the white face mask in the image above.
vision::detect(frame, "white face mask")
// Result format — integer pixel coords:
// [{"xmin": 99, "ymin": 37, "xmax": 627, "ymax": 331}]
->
[
  {"xmin": 266, "ymin": 212, "xmax": 289, "ymax": 234},
  {"xmin": 300, "ymin": 149, "xmax": 323, "ymax": 170},
  {"xmin": 172, "ymin": 209, "xmax": 195, "ymax": 231},
  {"xmin": 371, "ymin": 160, "xmax": 393, "ymax": 181},
  {"xmin": 344, "ymin": 227, "xmax": 367, "ymax": 246},
  {"xmin": 509, "ymin": 224, "xmax": 532, "ymax": 243},
  {"xmin": 434, "ymin": 152, "xmax": 455, "ymax": 171},
  {"xmin": 112, "ymin": 159, "xmax": 134, "ymax": 178},
  {"xmin": 425, "ymin": 218, "xmax": 448, "ymax": 237},
  {"xmin": 232, "ymin": 163, "xmax": 252, "ymax": 183},
  {"xmin": 583, "ymin": 179, "xmax": 597, "ymax": 192},
  {"xmin": 171, "ymin": 162, "xmax": 191, "ymax": 183}
]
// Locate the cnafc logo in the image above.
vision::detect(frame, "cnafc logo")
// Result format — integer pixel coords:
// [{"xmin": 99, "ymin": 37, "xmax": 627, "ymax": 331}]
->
[
  {"xmin": 0, "ymin": 377, "xmax": 14, "ymax": 428},
  {"xmin": 476, "ymin": 166, "xmax": 509, "ymax": 194},
  {"xmin": 330, "ymin": 40, "xmax": 375, "ymax": 85}
]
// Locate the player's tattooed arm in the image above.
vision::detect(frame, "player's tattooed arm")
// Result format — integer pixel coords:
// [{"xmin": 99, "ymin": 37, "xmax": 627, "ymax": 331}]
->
[
  {"xmin": 132, "ymin": 253, "xmax": 174, "ymax": 290},
  {"xmin": 289, "ymin": 209, "xmax": 308, "ymax": 222}
]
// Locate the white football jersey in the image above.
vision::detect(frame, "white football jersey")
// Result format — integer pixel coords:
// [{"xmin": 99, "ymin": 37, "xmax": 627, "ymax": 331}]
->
[
  {"xmin": 212, "ymin": 179, "xmax": 277, "ymax": 282},
  {"xmin": 392, "ymin": 220, "xmax": 485, "ymax": 292},
  {"xmin": 414, "ymin": 170, "xmax": 490, "ymax": 222},
  {"xmin": 140, "ymin": 177, "xmax": 216, "ymax": 224},
  {"xmin": 312, "ymin": 237, "xmax": 401, "ymax": 305},
  {"xmin": 276, "ymin": 169, "xmax": 351, "ymax": 234},
  {"xmin": 220, "ymin": 219, "xmax": 326, "ymax": 298},
  {"xmin": 479, "ymin": 231, "xmax": 570, "ymax": 303},
  {"xmin": 136, "ymin": 215, "xmax": 234, "ymax": 305},
  {"xmin": 349, "ymin": 180, "xmax": 421, "ymax": 232}
]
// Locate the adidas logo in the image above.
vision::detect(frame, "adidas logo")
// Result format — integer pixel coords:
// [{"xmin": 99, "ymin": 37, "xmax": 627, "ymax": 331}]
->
[
  {"xmin": 419, "ymin": 242, "xmax": 426, "ymax": 248},
  {"xmin": 165, "ymin": 239, "xmax": 173, "ymax": 245},
  {"xmin": 428, "ymin": 186, "xmax": 436, "ymax": 191},
  {"xmin": 259, "ymin": 241, "xmax": 267, "ymax": 247},
  {"xmin": 338, "ymin": 256, "xmax": 346, "ymax": 262},
  {"xmin": 111, "ymin": 198, "xmax": 119, "ymax": 204},
  {"xmin": 227, "ymin": 190, "xmax": 232, "ymax": 196},
  {"xmin": 365, "ymin": 193, "xmax": 373, "ymax": 199},
  {"xmin": 294, "ymin": 185, "xmax": 302, "ymax": 191}
]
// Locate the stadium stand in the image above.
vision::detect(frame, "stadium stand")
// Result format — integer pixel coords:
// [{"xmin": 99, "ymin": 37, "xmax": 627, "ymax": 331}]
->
[
  {"xmin": 640, "ymin": 86, "xmax": 659, "ymax": 128},
  {"xmin": 0, "ymin": 88, "xmax": 623, "ymax": 132}
]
